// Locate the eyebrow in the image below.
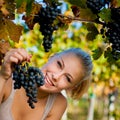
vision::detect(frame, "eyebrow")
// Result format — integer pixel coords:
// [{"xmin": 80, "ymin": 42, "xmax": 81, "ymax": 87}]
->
[{"xmin": 60, "ymin": 56, "xmax": 74, "ymax": 83}]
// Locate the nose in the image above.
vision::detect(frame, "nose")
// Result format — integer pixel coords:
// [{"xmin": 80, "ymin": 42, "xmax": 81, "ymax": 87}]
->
[{"xmin": 52, "ymin": 71, "xmax": 62, "ymax": 82}]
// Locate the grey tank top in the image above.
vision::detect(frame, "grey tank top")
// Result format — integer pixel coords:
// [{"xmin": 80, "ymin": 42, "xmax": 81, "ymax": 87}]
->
[{"xmin": 0, "ymin": 84, "xmax": 57, "ymax": 120}]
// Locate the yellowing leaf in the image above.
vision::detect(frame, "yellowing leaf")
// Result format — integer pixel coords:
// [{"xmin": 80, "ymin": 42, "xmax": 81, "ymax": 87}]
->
[
  {"xmin": 0, "ymin": 17, "xmax": 9, "ymax": 40},
  {"xmin": 16, "ymin": 2, "xmax": 26, "ymax": 13},
  {"xmin": 5, "ymin": 19, "xmax": 23, "ymax": 42},
  {"xmin": 111, "ymin": 0, "xmax": 120, "ymax": 7},
  {"xmin": 1, "ymin": 0, "xmax": 15, "ymax": 19},
  {"xmin": 0, "ymin": 39, "xmax": 10, "ymax": 53},
  {"xmin": 0, "ymin": 19, "xmax": 23, "ymax": 42}
]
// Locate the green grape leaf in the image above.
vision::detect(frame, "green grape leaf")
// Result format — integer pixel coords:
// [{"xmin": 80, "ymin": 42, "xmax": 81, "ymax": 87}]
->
[
  {"xmin": 16, "ymin": 0, "xmax": 34, "ymax": 15},
  {"xmin": 104, "ymin": 47, "xmax": 112, "ymax": 58},
  {"xmin": 98, "ymin": 8, "xmax": 112, "ymax": 23},
  {"xmin": 26, "ymin": 0, "xmax": 34, "ymax": 16},
  {"xmin": 8, "ymin": 38, "xmax": 15, "ymax": 47},
  {"xmin": 86, "ymin": 23, "xmax": 98, "ymax": 33},
  {"xmin": 86, "ymin": 23, "xmax": 99, "ymax": 40},
  {"xmin": 15, "ymin": 0, "xmax": 24, "ymax": 8},
  {"xmin": 104, "ymin": 47, "xmax": 120, "ymax": 64},
  {"xmin": 77, "ymin": 8, "xmax": 97, "ymax": 21},
  {"xmin": 92, "ymin": 47, "xmax": 103, "ymax": 60},
  {"xmin": 86, "ymin": 32, "xmax": 97, "ymax": 41},
  {"xmin": 16, "ymin": 0, "xmax": 37, "ymax": 16}
]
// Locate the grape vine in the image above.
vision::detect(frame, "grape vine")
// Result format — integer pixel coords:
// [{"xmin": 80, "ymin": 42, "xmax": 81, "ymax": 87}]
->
[
  {"xmin": 33, "ymin": 1, "xmax": 61, "ymax": 52},
  {"xmin": 86, "ymin": 0, "xmax": 120, "ymax": 60},
  {"xmin": 12, "ymin": 62, "xmax": 44, "ymax": 109},
  {"xmin": 0, "ymin": 0, "xmax": 120, "ymax": 65},
  {"xmin": 99, "ymin": 7, "xmax": 120, "ymax": 60}
]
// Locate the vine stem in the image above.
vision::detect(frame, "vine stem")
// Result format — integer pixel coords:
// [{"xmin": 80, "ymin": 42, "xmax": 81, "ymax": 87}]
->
[
  {"xmin": 31, "ymin": 13, "xmax": 105, "ymax": 25},
  {"xmin": 58, "ymin": 14, "xmax": 105, "ymax": 25}
]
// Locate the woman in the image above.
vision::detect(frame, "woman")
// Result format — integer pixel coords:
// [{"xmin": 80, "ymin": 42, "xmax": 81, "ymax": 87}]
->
[{"xmin": 0, "ymin": 47, "xmax": 93, "ymax": 120}]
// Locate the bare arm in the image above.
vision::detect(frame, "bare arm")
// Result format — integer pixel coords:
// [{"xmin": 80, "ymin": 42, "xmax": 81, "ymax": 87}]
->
[
  {"xmin": 0, "ymin": 48, "xmax": 31, "ymax": 103},
  {"xmin": 0, "ymin": 75, "xmax": 7, "ymax": 103}
]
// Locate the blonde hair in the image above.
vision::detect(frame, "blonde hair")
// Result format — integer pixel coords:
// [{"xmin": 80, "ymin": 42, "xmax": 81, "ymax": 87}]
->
[{"xmin": 62, "ymin": 48, "xmax": 93, "ymax": 99}]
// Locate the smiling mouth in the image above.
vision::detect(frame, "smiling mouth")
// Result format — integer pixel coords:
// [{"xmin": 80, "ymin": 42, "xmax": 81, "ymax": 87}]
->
[{"xmin": 45, "ymin": 73, "xmax": 54, "ymax": 86}]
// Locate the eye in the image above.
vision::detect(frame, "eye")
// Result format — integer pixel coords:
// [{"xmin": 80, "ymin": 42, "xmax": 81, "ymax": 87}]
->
[
  {"xmin": 66, "ymin": 76, "xmax": 71, "ymax": 83},
  {"xmin": 57, "ymin": 61, "xmax": 62, "ymax": 68}
]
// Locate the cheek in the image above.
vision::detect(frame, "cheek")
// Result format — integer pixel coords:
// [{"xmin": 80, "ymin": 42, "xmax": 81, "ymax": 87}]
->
[
  {"xmin": 57, "ymin": 80, "xmax": 70, "ymax": 89},
  {"xmin": 41, "ymin": 62, "xmax": 53, "ymax": 72}
]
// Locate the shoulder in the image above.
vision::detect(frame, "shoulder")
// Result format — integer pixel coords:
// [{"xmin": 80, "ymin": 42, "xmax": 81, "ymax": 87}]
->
[
  {"xmin": 55, "ymin": 93, "xmax": 67, "ymax": 107},
  {"xmin": 48, "ymin": 93, "xmax": 67, "ymax": 119}
]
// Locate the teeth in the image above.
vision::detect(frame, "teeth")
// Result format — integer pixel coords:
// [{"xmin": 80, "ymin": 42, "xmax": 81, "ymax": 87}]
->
[{"xmin": 45, "ymin": 75, "xmax": 53, "ymax": 86}]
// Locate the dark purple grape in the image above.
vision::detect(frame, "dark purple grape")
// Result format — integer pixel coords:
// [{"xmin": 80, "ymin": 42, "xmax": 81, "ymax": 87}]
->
[
  {"xmin": 12, "ymin": 63, "xmax": 44, "ymax": 109},
  {"xmin": 33, "ymin": 1, "xmax": 61, "ymax": 52}
]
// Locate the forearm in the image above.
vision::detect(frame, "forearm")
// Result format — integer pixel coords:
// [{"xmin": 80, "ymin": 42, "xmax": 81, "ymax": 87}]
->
[{"xmin": 0, "ymin": 74, "xmax": 7, "ymax": 103}]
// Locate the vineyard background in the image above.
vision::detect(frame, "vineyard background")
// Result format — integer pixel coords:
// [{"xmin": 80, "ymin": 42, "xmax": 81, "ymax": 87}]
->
[{"xmin": 0, "ymin": 0, "xmax": 120, "ymax": 120}]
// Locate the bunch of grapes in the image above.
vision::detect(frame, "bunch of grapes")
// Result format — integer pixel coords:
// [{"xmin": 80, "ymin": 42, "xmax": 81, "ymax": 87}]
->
[
  {"xmin": 33, "ymin": 1, "xmax": 61, "ymax": 52},
  {"xmin": 86, "ymin": 0, "xmax": 109, "ymax": 14},
  {"xmin": 12, "ymin": 62, "xmax": 44, "ymax": 109},
  {"xmin": 100, "ymin": 7, "xmax": 120, "ymax": 60}
]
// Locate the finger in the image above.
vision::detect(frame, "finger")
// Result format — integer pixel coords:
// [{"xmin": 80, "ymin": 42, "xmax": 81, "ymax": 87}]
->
[
  {"xmin": 9, "ymin": 56, "xmax": 19, "ymax": 64},
  {"xmin": 17, "ymin": 48, "xmax": 32, "ymax": 62},
  {"xmin": 12, "ymin": 51, "xmax": 24, "ymax": 62}
]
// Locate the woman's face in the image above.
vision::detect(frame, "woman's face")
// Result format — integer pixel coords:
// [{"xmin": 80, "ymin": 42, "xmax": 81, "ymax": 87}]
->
[{"xmin": 40, "ymin": 52, "xmax": 84, "ymax": 93}]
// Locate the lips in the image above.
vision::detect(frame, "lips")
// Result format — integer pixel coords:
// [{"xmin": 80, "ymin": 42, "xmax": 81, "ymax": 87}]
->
[{"xmin": 45, "ymin": 73, "xmax": 54, "ymax": 86}]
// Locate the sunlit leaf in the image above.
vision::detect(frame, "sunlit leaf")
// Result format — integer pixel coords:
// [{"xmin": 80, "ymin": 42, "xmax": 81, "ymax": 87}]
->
[
  {"xmin": 8, "ymin": 38, "xmax": 15, "ymax": 47},
  {"xmin": 26, "ymin": 0, "xmax": 34, "ymax": 16},
  {"xmin": 98, "ymin": 8, "xmax": 112, "ymax": 23},
  {"xmin": 15, "ymin": 0, "xmax": 24, "ymax": 8},
  {"xmin": 0, "ymin": 19, "xmax": 23, "ymax": 42},
  {"xmin": 16, "ymin": 2, "xmax": 26, "ymax": 13},
  {"xmin": 0, "ymin": 17, "xmax": 9, "ymax": 40},
  {"xmin": 5, "ymin": 19, "xmax": 23, "ymax": 42}
]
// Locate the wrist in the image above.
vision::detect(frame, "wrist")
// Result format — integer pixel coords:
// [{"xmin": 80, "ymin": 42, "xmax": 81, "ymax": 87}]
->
[{"xmin": 0, "ymin": 72, "xmax": 11, "ymax": 81}]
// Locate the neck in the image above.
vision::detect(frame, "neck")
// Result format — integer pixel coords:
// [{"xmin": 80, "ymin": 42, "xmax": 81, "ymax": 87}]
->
[{"xmin": 37, "ymin": 89, "xmax": 50, "ymax": 99}]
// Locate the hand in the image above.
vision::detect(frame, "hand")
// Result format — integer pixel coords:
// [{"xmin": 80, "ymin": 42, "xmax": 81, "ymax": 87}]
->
[{"xmin": 0, "ymin": 48, "xmax": 32, "ymax": 80}]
